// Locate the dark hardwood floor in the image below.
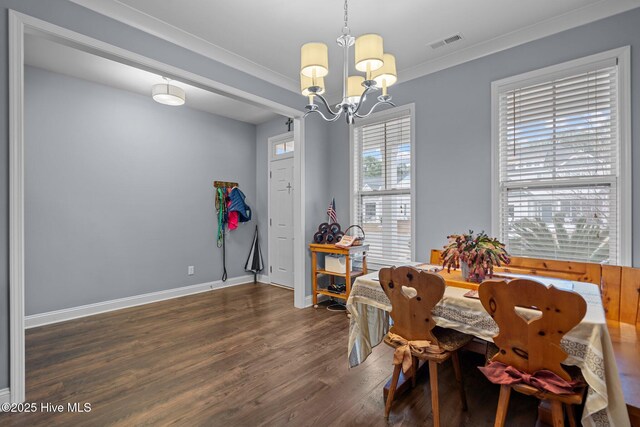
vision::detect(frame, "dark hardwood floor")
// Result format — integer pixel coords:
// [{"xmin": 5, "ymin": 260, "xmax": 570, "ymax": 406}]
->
[{"xmin": 1, "ymin": 283, "xmax": 538, "ymax": 426}]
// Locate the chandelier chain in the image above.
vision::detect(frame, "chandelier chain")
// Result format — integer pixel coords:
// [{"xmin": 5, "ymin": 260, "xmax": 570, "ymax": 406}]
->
[{"xmin": 342, "ymin": 0, "xmax": 349, "ymax": 34}]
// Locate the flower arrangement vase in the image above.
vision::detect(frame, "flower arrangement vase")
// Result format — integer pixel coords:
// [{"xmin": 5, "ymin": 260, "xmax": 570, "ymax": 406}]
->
[{"xmin": 461, "ymin": 263, "xmax": 471, "ymax": 281}]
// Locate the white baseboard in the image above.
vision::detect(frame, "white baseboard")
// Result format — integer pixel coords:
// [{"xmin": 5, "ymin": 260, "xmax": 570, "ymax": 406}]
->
[
  {"xmin": 240, "ymin": 273, "xmax": 270, "ymax": 284},
  {"xmin": 266, "ymin": 282, "xmax": 294, "ymax": 291},
  {"xmin": 0, "ymin": 388, "xmax": 10, "ymax": 404},
  {"xmin": 304, "ymin": 294, "xmax": 330, "ymax": 307},
  {"xmin": 25, "ymin": 275, "xmax": 255, "ymax": 329}
]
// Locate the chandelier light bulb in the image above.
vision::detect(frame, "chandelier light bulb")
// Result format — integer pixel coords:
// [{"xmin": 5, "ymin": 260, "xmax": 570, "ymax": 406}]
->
[
  {"xmin": 301, "ymin": 73, "xmax": 326, "ymax": 96},
  {"xmin": 372, "ymin": 54, "xmax": 398, "ymax": 96},
  {"xmin": 300, "ymin": 43, "xmax": 329, "ymax": 78},
  {"xmin": 355, "ymin": 34, "xmax": 384, "ymax": 73},
  {"xmin": 347, "ymin": 76, "xmax": 365, "ymax": 104}
]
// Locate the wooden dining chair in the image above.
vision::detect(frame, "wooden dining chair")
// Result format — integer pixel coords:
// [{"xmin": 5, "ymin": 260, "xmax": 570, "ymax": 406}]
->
[
  {"xmin": 379, "ymin": 266, "xmax": 472, "ymax": 425},
  {"xmin": 478, "ymin": 279, "xmax": 588, "ymax": 427}
]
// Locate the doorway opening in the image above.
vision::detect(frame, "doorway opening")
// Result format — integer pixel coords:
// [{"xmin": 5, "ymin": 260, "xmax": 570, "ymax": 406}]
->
[{"xmin": 9, "ymin": 10, "xmax": 307, "ymax": 404}]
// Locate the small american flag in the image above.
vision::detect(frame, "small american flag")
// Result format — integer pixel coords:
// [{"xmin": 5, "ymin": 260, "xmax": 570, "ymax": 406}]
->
[{"xmin": 327, "ymin": 198, "xmax": 337, "ymax": 224}]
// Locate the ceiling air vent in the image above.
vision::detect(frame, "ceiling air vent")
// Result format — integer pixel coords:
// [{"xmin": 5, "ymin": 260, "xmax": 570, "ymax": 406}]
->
[{"xmin": 429, "ymin": 33, "xmax": 463, "ymax": 50}]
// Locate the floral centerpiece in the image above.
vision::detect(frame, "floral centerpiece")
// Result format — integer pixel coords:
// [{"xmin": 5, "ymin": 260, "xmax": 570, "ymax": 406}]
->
[{"xmin": 441, "ymin": 231, "xmax": 510, "ymax": 282}]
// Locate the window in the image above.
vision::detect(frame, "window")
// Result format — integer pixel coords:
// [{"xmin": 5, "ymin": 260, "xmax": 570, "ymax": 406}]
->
[
  {"xmin": 352, "ymin": 106, "xmax": 414, "ymax": 265},
  {"xmin": 493, "ymin": 48, "xmax": 630, "ymax": 265},
  {"xmin": 273, "ymin": 139, "xmax": 294, "ymax": 157}
]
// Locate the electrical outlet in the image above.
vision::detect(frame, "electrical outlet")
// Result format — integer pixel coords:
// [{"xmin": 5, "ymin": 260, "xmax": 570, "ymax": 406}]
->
[{"xmin": 188, "ymin": 266, "xmax": 195, "ymax": 276}]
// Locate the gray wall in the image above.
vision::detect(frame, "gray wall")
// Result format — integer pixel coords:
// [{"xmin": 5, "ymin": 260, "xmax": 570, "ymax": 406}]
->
[
  {"xmin": 328, "ymin": 120, "xmax": 350, "ymax": 226},
  {"xmin": 0, "ymin": 0, "xmax": 300, "ymax": 390},
  {"xmin": 25, "ymin": 66, "xmax": 257, "ymax": 315},
  {"xmin": 329, "ymin": 7, "xmax": 640, "ymax": 267},
  {"xmin": 255, "ymin": 114, "xmax": 331, "ymax": 296},
  {"xmin": 304, "ymin": 115, "xmax": 331, "ymax": 295}
]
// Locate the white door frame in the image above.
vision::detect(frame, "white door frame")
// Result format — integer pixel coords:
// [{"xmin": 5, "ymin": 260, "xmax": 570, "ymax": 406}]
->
[
  {"xmin": 8, "ymin": 10, "xmax": 307, "ymax": 403},
  {"xmin": 267, "ymin": 132, "xmax": 296, "ymax": 288}
]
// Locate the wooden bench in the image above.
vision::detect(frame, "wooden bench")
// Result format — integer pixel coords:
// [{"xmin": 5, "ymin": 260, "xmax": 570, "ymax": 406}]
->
[
  {"xmin": 429, "ymin": 249, "xmax": 601, "ymax": 284},
  {"xmin": 607, "ymin": 321, "xmax": 640, "ymax": 426},
  {"xmin": 600, "ymin": 265, "xmax": 640, "ymax": 426},
  {"xmin": 430, "ymin": 249, "xmax": 640, "ymax": 424},
  {"xmin": 601, "ymin": 265, "xmax": 640, "ymax": 325}
]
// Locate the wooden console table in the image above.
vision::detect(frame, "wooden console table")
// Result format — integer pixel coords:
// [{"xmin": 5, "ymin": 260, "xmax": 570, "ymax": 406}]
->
[{"xmin": 309, "ymin": 243, "xmax": 368, "ymax": 308}]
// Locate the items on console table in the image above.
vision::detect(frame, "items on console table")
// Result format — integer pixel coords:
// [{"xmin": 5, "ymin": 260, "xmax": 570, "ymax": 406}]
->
[{"xmin": 309, "ymin": 243, "xmax": 368, "ymax": 308}]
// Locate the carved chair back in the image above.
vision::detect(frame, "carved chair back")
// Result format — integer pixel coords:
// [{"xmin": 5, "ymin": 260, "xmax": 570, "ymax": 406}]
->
[
  {"xmin": 478, "ymin": 279, "xmax": 587, "ymax": 381},
  {"xmin": 379, "ymin": 266, "xmax": 446, "ymax": 343}
]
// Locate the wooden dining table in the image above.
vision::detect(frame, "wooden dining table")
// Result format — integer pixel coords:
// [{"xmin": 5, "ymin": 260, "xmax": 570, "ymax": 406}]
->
[{"xmin": 346, "ymin": 264, "xmax": 631, "ymax": 427}]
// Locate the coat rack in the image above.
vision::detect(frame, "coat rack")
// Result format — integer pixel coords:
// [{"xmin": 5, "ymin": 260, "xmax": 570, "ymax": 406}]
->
[{"xmin": 214, "ymin": 180, "xmax": 238, "ymax": 189}]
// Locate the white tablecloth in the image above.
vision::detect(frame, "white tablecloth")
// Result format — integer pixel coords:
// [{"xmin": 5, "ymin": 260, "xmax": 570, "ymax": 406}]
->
[{"xmin": 346, "ymin": 268, "xmax": 630, "ymax": 427}]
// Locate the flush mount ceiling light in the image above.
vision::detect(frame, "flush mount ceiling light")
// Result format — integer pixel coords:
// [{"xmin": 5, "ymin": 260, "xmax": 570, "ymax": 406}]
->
[
  {"xmin": 300, "ymin": 0, "xmax": 397, "ymax": 124},
  {"xmin": 152, "ymin": 77, "xmax": 186, "ymax": 106}
]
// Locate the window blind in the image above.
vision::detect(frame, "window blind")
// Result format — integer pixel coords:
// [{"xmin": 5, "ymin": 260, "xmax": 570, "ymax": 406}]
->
[
  {"xmin": 353, "ymin": 114, "xmax": 412, "ymax": 264},
  {"xmin": 498, "ymin": 61, "xmax": 619, "ymax": 264}
]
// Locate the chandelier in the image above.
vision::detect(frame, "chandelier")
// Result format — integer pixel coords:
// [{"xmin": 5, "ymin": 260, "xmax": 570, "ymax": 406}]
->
[{"xmin": 300, "ymin": 0, "xmax": 397, "ymax": 124}]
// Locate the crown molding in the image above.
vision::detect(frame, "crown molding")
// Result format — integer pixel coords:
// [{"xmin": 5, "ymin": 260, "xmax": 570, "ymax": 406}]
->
[
  {"xmin": 401, "ymin": 0, "xmax": 640, "ymax": 83},
  {"xmin": 69, "ymin": 0, "xmax": 640, "ymax": 92},
  {"xmin": 68, "ymin": 0, "xmax": 299, "ymax": 93}
]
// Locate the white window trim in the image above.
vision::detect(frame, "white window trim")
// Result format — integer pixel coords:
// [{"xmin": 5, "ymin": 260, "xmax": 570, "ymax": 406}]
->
[
  {"xmin": 349, "ymin": 103, "xmax": 416, "ymax": 265},
  {"xmin": 491, "ymin": 46, "xmax": 632, "ymax": 266}
]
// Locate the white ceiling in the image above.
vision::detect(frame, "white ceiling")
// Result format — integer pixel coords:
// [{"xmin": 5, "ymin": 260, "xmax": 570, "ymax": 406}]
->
[
  {"xmin": 24, "ymin": 34, "xmax": 280, "ymax": 125},
  {"xmin": 71, "ymin": 0, "xmax": 640, "ymax": 97}
]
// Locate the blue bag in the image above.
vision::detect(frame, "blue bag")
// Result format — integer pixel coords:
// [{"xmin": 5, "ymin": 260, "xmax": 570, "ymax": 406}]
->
[{"xmin": 228, "ymin": 187, "xmax": 252, "ymax": 222}]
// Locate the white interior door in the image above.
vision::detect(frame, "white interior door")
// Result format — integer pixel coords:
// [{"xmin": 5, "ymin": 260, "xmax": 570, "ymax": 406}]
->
[{"xmin": 269, "ymin": 137, "xmax": 295, "ymax": 288}]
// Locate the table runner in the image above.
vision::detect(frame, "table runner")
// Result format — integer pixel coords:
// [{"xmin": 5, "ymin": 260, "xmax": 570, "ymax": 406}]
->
[{"xmin": 346, "ymin": 268, "xmax": 630, "ymax": 427}]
